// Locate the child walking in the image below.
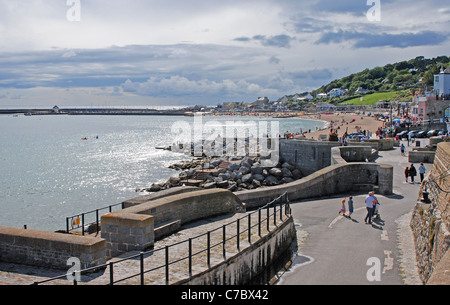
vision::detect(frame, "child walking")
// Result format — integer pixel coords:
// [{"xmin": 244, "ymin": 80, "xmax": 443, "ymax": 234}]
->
[{"xmin": 338, "ymin": 198, "xmax": 346, "ymax": 216}]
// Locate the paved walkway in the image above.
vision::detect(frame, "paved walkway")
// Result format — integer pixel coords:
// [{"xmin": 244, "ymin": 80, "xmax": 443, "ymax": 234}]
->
[{"xmin": 277, "ymin": 139, "xmax": 425, "ymax": 285}]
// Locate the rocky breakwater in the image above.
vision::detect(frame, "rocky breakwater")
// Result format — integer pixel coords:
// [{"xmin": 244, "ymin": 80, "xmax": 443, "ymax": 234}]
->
[{"xmin": 138, "ymin": 156, "xmax": 303, "ymax": 194}]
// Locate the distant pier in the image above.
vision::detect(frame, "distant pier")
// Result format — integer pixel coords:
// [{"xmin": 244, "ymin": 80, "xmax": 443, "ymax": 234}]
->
[{"xmin": 0, "ymin": 107, "xmax": 189, "ymax": 116}]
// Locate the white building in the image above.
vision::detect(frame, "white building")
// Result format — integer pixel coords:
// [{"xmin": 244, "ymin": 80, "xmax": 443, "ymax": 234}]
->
[
  {"xmin": 328, "ymin": 88, "xmax": 347, "ymax": 98},
  {"xmin": 317, "ymin": 93, "xmax": 328, "ymax": 99},
  {"xmin": 434, "ymin": 66, "xmax": 450, "ymax": 97}
]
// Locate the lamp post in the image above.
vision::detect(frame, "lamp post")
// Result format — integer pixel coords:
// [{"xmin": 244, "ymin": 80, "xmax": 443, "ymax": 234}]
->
[{"xmin": 405, "ymin": 117, "xmax": 412, "ymax": 146}]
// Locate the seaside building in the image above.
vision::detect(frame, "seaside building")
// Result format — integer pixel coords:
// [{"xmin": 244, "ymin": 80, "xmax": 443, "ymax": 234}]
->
[
  {"xmin": 410, "ymin": 67, "xmax": 450, "ymax": 124},
  {"xmin": 328, "ymin": 88, "xmax": 348, "ymax": 98},
  {"xmin": 434, "ymin": 66, "xmax": 450, "ymax": 98}
]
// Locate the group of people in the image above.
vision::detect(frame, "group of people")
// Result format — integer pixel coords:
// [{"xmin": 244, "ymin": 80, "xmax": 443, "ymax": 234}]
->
[
  {"xmin": 337, "ymin": 192, "xmax": 380, "ymax": 224},
  {"xmin": 404, "ymin": 162, "xmax": 426, "ymax": 183}
]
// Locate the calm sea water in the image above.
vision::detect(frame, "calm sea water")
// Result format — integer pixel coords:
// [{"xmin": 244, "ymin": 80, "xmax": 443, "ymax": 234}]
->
[{"xmin": 0, "ymin": 113, "xmax": 325, "ymax": 231}]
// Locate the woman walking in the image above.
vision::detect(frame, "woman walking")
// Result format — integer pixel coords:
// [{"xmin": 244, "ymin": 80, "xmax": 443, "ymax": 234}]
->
[{"xmin": 404, "ymin": 166, "xmax": 410, "ymax": 183}]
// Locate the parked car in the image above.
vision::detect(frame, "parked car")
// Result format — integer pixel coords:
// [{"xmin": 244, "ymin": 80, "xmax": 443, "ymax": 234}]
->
[
  {"xmin": 395, "ymin": 130, "xmax": 408, "ymax": 138},
  {"xmin": 438, "ymin": 130, "xmax": 448, "ymax": 136},
  {"xmin": 407, "ymin": 130, "xmax": 420, "ymax": 138},
  {"xmin": 415, "ymin": 131, "xmax": 427, "ymax": 138},
  {"xmin": 427, "ymin": 130, "xmax": 439, "ymax": 137}
]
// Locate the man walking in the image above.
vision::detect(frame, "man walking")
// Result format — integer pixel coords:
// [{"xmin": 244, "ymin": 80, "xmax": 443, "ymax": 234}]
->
[
  {"xmin": 364, "ymin": 191, "xmax": 376, "ymax": 224},
  {"xmin": 409, "ymin": 163, "xmax": 417, "ymax": 183},
  {"xmin": 419, "ymin": 163, "xmax": 426, "ymax": 183}
]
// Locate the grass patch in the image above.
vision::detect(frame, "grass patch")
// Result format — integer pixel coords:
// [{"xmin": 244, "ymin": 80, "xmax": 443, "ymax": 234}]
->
[{"xmin": 340, "ymin": 91, "xmax": 411, "ymax": 105}]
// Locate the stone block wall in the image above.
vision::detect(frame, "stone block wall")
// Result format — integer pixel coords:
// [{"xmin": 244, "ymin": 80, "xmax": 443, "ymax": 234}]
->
[
  {"xmin": 280, "ymin": 139, "xmax": 392, "ymax": 177},
  {"xmin": 101, "ymin": 213, "xmax": 155, "ymax": 258},
  {"xmin": 101, "ymin": 189, "xmax": 245, "ymax": 257},
  {"xmin": 236, "ymin": 162, "xmax": 393, "ymax": 209},
  {"xmin": 411, "ymin": 142, "xmax": 450, "ymax": 284},
  {"xmin": 0, "ymin": 226, "xmax": 106, "ymax": 270}
]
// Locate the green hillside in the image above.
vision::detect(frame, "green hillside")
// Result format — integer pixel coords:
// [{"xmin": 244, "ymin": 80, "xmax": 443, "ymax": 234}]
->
[
  {"xmin": 341, "ymin": 90, "xmax": 411, "ymax": 105},
  {"xmin": 280, "ymin": 55, "xmax": 449, "ymax": 109}
]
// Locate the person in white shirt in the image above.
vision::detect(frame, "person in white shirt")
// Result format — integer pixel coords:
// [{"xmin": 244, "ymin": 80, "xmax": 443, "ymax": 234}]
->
[
  {"xmin": 419, "ymin": 163, "xmax": 426, "ymax": 183},
  {"xmin": 364, "ymin": 191, "xmax": 376, "ymax": 224}
]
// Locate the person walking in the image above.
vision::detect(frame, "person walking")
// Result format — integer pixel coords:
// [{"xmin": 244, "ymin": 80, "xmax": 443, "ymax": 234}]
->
[
  {"xmin": 338, "ymin": 198, "xmax": 346, "ymax": 216},
  {"xmin": 400, "ymin": 143, "xmax": 405, "ymax": 156},
  {"xmin": 364, "ymin": 192, "xmax": 376, "ymax": 224},
  {"xmin": 409, "ymin": 163, "xmax": 417, "ymax": 183},
  {"xmin": 404, "ymin": 166, "xmax": 410, "ymax": 183},
  {"xmin": 419, "ymin": 163, "xmax": 426, "ymax": 183},
  {"xmin": 347, "ymin": 196, "xmax": 354, "ymax": 219}
]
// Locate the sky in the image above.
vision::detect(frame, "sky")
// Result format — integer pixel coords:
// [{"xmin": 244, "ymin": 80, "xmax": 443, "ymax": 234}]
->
[{"xmin": 0, "ymin": 0, "xmax": 449, "ymax": 107}]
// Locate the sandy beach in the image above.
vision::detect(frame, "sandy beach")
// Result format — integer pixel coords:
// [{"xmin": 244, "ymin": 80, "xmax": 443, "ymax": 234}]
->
[{"xmin": 298, "ymin": 112, "xmax": 384, "ymax": 140}]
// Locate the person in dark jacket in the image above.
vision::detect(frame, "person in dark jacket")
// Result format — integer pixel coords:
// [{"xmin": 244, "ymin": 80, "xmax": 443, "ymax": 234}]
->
[{"xmin": 409, "ymin": 163, "xmax": 417, "ymax": 183}]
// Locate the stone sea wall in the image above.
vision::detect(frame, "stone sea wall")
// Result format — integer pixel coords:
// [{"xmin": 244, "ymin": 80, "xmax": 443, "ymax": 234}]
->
[{"xmin": 410, "ymin": 142, "xmax": 450, "ymax": 284}]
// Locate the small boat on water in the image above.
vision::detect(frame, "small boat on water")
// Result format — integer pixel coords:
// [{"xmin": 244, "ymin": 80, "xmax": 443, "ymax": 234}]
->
[{"xmin": 81, "ymin": 137, "xmax": 88, "ymax": 141}]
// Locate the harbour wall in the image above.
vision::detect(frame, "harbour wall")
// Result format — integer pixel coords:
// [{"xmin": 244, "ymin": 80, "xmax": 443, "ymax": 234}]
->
[
  {"xmin": 175, "ymin": 216, "xmax": 296, "ymax": 285},
  {"xmin": 279, "ymin": 138, "xmax": 393, "ymax": 177},
  {"xmin": 0, "ymin": 226, "xmax": 106, "ymax": 270},
  {"xmin": 101, "ymin": 189, "xmax": 245, "ymax": 258},
  {"xmin": 410, "ymin": 142, "xmax": 450, "ymax": 285}
]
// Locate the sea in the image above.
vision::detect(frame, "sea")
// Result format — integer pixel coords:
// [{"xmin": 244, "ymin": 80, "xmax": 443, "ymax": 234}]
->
[{"xmin": 0, "ymin": 112, "xmax": 326, "ymax": 232}]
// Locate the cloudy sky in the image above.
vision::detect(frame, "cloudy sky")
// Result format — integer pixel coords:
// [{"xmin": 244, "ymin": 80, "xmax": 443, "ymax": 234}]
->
[{"xmin": 0, "ymin": 0, "xmax": 449, "ymax": 107}]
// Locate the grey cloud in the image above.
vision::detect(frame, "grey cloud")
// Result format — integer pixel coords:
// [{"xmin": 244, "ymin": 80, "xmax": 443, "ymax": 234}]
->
[
  {"xmin": 316, "ymin": 30, "xmax": 448, "ymax": 48},
  {"xmin": 234, "ymin": 34, "xmax": 295, "ymax": 48},
  {"xmin": 287, "ymin": 68, "xmax": 333, "ymax": 81},
  {"xmin": 311, "ymin": 0, "xmax": 393, "ymax": 15}
]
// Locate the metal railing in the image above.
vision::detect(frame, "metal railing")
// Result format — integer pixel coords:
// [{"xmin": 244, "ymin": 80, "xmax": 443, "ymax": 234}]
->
[
  {"xmin": 66, "ymin": 202, "xmax": 124, "ymax": 235},
  {"xmin": 34, "ymin": 192, "xmax": 291, "ymax": 285}
]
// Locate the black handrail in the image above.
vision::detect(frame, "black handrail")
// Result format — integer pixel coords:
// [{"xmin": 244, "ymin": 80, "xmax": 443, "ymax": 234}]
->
[
  {"xmin": 66, "ymin": 202, "xmax": 124, "ymax": 235},
  {"xmin": 34, "ymin": 192, "xmax": 291, "ymax": 285}
]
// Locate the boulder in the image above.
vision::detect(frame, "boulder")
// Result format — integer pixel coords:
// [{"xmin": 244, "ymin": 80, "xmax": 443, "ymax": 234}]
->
[
  {"xmin": 228, "ymin": 163, "xmax": 240, "ymax": 171},
  {"xmin": 281, "ymin": 162, "xmax": 295, "ymax": 171},
  {"xmin": 292, "ymin": 169, "xmax": 302, "ymax": 180},
  {"xmin": 241, "ymin": 173, "xmax": 253, "ymax": 183},
  {"xmin": 238, "ymin": 166, "xmax": 250, "ymax": 175},
  {"xmin": 281, "ymin": 168, "xmax": 293, "ymax": 178},
  {"xmin": 216, "ymin": 180, "xmax": 229, "ymax": 188},
  {"xmin": 202, "ymin": 182, "xmax": 217, "ymax": 189},
  {"xmin": 263, "ymin": 175, "xmax": 279, "ymax": 186},
  {"xmin": 269, "ymin": 168, "xmax": 283, "ymax": 178},
  {"xmin": 253, "ymin": 174, "xmax": 265, "ymax": 182},
  {"xmin": 251, "ymin": 164, "xmax": 263, "ymax": 175}
]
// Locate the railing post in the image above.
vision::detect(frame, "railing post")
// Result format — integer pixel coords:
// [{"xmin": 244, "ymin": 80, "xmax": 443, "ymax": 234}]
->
[
  {"xmin": 109, "ymin": 262, "xmax": 114, "ymax": 285},
  {"xmin": 222, "ymin": 225, "xmax": 226, "ymax": 260},
  {"xmin": 140, "ymin": 252, "xmax": 144, "ymax": 285},
  {"xmin": 81, "ymin": 214, "xmax": 85, "ymax": 236},
  {"xmin": 266, "ymin": 205, "xmax": 270, "ymax": 232},
  {"xmin": 274, "ymin": 201, "xmax": 277, "ymax": 226},
  {"xmin": 236, "ymin": 219, "xmax": 240, "ymax": 251},
  {"xmin": 207, "ymin": 231, "xmax": 211, "ymax": 268},
  {"xmin": 248, "ymin": 214, "xmax": 251, "ymax": 244},
  {"xmin": 188, "ymin": 238, "xmax": 192, "ymax": 277},
  {"xmin": 258, "ymin": 209, "xmax": 261, "ymax": 237},
  {"xmin": 96, "ymin": 209, "xmax": 100, "ymax": 234},
  {"xmin": 165, "ymin": 246, "xmax": 169, "ymax": 285}
]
